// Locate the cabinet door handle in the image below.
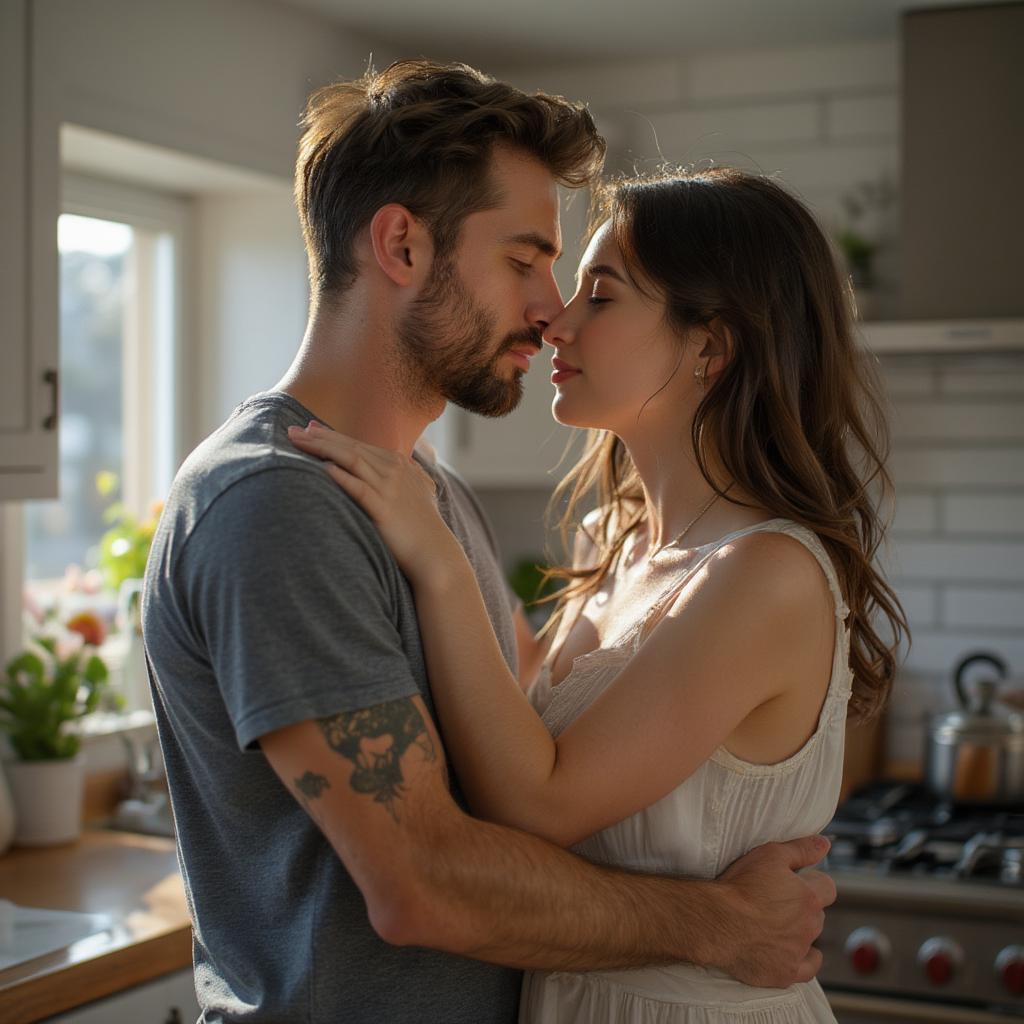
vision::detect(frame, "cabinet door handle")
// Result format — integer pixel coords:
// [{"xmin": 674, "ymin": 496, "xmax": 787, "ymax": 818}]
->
[{"xmin": 42, "ymin": 368, "xmax": 59, "ymax": 430}]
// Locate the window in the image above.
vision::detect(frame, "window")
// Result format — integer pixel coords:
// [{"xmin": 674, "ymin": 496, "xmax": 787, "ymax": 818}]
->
[{"xmin": 23, "ymin": 175, "xmax": 188, "ymax": 612}]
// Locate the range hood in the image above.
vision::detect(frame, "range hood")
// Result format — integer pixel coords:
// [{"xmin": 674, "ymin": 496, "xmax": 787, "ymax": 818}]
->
[{"xmin": 865, "ymin": 2, "xmax": 1024, "ymax": 353}]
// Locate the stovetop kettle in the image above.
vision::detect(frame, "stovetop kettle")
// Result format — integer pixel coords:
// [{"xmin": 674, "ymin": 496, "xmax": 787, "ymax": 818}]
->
[{"xmin": 924, "ymin": 652, "xmax": 1024, "ymax": 805}]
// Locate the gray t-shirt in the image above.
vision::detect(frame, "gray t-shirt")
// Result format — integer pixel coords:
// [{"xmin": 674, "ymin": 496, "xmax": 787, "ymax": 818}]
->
[{"xmin": 142, "ymin": 392, "xmax": 521, "ymax": 1023}]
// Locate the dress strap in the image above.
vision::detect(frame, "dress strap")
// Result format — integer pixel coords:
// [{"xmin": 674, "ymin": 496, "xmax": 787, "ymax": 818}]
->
[{"xmin": 632, "ymin": 518, "xmax": 850, "ymax": 649}]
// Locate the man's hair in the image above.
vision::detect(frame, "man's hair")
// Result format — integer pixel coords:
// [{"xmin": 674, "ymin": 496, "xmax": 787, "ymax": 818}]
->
[{"xmin": 295, "ymin": 59, "xmax": 606, "ymax": 296}]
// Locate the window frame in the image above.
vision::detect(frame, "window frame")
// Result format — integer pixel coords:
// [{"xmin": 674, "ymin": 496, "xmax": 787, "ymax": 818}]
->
[
  {"xmin": 7, "ymin": 173, "xmax": 192, "ymax": 641},
  {"xmin": 60, "ymin": 173, "xmax": 192, "ymax": 514}
]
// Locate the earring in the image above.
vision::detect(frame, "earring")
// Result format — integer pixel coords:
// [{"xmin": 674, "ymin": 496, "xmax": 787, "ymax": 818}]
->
[{"xmin": 694, "ymin": 363, "xmax": 706, "ymax": 392}]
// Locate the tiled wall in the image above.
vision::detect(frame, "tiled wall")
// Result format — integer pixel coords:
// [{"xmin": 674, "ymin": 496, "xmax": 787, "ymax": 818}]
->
[
  {"xmin": 499, "ymin": 39, "xmax": 902, "ymax": 314},
  {"xmin": 881, "ymin": 352, "xmax": 1024, "ymax": 763}
]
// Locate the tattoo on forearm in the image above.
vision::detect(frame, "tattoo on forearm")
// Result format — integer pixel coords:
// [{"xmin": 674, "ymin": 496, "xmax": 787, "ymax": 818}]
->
[
  {"xmin": 295, "ymin": 771, "xmax": 330, "ymax": 800},
  {"xmin": 292, "ymin": 770, "xmax": 330, "ymax": 828},
  {"xmin": 317, "ymin": 699, "xmax": 436, "ymax": 822}
]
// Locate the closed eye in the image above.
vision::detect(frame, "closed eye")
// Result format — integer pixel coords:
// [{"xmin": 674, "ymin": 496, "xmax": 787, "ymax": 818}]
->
[
  {"xmin": 587, "ymin": 296, "xmax": 611, "ymax": 305},
  {"xmin": 509, "ymin": 259, "xmax": 532, "ymax": 275}
]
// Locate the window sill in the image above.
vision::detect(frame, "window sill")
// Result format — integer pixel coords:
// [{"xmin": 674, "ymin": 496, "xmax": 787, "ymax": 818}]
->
[{"xmin": 77, "ymin": 709, "xmax": 156, "ymax": 745}]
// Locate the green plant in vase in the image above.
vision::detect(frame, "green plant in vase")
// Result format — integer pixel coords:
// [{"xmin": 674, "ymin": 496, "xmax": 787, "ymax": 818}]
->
[
  {"xmin": 0, "ymin": 617, "xmax": 110, "ymax": 761},
  {"xmin": 0, "ymin": 615, "xmax": 112, "ymax": 845}
]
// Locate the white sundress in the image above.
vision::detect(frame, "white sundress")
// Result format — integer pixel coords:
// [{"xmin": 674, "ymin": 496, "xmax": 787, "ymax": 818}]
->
[{"xmin": 521, "ymin": 519, "xmax": 850, "ymax": 1024}]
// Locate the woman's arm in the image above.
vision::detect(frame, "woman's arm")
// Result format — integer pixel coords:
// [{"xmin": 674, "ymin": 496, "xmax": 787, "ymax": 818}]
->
[
  {"xmin": 288, "ymin": 424, "xmax": 832, "ymax": 847},
  {"xmin": 512, "ymin": 605, "xmax": 549, "ymax": 691}
]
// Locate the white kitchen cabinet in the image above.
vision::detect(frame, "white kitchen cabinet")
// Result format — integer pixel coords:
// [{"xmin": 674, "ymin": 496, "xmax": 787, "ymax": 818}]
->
[
  {"xmin": 43, "ymin": 967, "xmax": 200, "ymax": 1024},
  {"xmin": 0, "ymin": 0, "xmax": 60, "ymax": 501}
]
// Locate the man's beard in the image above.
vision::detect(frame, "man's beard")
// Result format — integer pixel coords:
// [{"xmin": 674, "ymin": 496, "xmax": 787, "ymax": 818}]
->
[{"xmin": 396, "ymin": 258, "xmax": 542, "ymax": 418}]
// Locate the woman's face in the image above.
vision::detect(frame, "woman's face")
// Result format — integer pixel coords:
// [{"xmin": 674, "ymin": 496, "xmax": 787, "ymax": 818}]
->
[{"xmin": 543, "ymin": 221, "xmax": 693, "ymax": 434}]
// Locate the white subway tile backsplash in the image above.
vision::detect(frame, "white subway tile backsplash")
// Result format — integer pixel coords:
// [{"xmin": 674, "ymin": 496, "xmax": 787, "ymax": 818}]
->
[
  {"xmin": 886, "ymin": 667, "xmax": 942, "ymax": 764},
  {"xmin": 684, "ymin": 40, "xmax": 898, "ymax": 102},
  {"xmin": 826, "ymin": 95, "xmax": 900, "ymax": 140},
  {"xmin": 878, "ymin": 355, "xmax": 1024, "ymax": 688},
  {"xmin": 663, "ymin": 142, "xmax": 898, "ymax": 201},
  {"xmin": 888, "ymin": 540, "xmax": 1024, "ymax": 583},
  {"xmin": 890, "ymin": 402, "xmax": 1024, "ymax": 442},
  {"xmin": 881, "ymin": 365, "xmax": 939, "ymax": 397},
  {"xmin": 894, "ymin": 584, "xmax": 939, "ymax": 628},
  {"xmin": 944, "ymin": 494, "xmax": 1024, "ymax": 535},
  {"xmin": 940, "ymin": 369, "xmax": 1024, "ymax": 395},
  {"xmin": 643, "ymin": 101, "xmax": 820, "ymax": 155},
  {"xmin": 493, "ymin": 60, "xmax": 682, "ymax": 111},
  {"xmin": 891, "ymin": 493, "xmax": 939, "ymax": 533},
  {"xmin": 889, "ymin": 448, "xmax": 1024, "ymax": 488},
  {"xmin": 943, "ymin": 586, "xmax": 1024, "ymax": 630},
  {"xmin": 897, "ymin": 630, "xmax": 1024, "ymax": 676},
  {"xmin": 758, "ymin": 143, "xmax": 899, "ymax": 194}
]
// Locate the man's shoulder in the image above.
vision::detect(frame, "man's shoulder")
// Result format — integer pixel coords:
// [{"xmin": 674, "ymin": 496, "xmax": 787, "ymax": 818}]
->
[{"xmin": 160, "ymin": 394, "xmax": 381, "ymax": 559}]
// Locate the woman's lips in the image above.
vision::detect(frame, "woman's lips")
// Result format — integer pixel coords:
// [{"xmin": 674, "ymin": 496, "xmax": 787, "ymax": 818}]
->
[{"xmin": 551, "ymin": 356, "xmax": 580, "ymax": 385}]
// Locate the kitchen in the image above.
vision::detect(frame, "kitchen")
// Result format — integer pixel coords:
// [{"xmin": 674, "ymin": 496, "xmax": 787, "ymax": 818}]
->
[{"xmin": 1, "ymin": 0, "xmax": 1022, "ymax": 1021}]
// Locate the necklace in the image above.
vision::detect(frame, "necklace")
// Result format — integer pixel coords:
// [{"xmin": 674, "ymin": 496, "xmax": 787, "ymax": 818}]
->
[{"xmin": 648, "ymin": 484, "xmax": 734, "ymax": 560}]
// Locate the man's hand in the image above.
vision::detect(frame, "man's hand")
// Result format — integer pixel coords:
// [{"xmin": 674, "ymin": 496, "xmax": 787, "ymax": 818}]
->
[{"xmin": 714, "ymin": 835, "xmax": 835, "ymax": 988}]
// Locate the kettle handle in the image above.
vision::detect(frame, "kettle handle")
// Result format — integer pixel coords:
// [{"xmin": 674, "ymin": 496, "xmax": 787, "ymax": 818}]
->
[{"xmin": 954, "ymin": 651, "xmax": 1009, "ymax": 708}]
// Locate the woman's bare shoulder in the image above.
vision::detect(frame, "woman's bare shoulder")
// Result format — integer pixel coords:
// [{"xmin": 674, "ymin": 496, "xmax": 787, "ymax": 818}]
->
[{"xmin": 699, "ymin": 527, "xmax": 834, "ymax": 623}]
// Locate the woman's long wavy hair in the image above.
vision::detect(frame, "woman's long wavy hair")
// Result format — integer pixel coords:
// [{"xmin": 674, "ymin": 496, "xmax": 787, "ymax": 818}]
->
[{"xmin": 542, "ymin": 168, "xmax": 907, "ymax": 722}]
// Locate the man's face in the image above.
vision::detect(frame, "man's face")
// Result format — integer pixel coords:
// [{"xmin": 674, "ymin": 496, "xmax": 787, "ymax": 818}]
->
[{"xmin": 396, "ymin": 147, "xmax": 563, "ymax": 417}]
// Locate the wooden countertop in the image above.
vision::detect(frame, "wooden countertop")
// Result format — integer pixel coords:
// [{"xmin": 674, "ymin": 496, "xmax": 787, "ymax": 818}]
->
[{"xmin": 0, "ymin": 830, "xmax": 192, "ymax": 1024}]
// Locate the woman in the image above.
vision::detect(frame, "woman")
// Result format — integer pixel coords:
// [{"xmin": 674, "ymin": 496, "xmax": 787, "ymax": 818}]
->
[{"xmin": 290, "ymin": 168, "xmax": 906, "ymax": 1022}]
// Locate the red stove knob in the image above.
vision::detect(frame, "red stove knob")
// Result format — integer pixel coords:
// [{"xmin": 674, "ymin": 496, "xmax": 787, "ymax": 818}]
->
[
  {"xmin": 844, "ymin": 927, "xmax": 889, "ymax": 976},
  {"xmin": 918, "ymin": 937, "xmax": 964, "ymax": 986},
  {"xmin": 996, "ymin": 946, "xmax": 1024, "ymax": 996}
]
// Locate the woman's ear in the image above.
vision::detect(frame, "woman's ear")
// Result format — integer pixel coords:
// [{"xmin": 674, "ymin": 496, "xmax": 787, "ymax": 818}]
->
[
  {"xmin": 368, "ymin": 204, "xmax": 432, "ymax": 288},
  {"xmin": 698, "ymin": 317, "xmax": 735, "ymax": 384}
]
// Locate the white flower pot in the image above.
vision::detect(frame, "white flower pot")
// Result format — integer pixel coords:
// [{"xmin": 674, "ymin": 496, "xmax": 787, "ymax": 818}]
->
[
  {"xmin": 0, "ymin": 764, "xmax": 15, "ymax": 854},
  {"xmin": 5, "ymin": 755, "xmax": 85, "ymax": 846}
]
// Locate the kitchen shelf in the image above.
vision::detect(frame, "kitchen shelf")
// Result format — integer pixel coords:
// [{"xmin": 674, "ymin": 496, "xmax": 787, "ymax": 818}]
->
[{"xmin": 858, "ymin": 318, "xmax": 1024, "ymax": 354}]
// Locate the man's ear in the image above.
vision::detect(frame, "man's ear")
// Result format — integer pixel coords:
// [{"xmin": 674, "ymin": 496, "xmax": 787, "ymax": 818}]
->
[
  {"xmin": 368, "ymin": 204, "xmax": 432, "ymax": 288},
  {"xmin": 697, "ymin": 317, "xmax": 735, "ymax": 384}
]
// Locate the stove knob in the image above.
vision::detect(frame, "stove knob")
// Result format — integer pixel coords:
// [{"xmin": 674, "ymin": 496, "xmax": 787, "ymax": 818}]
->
[
  {"xmin": 844, "ymin": 927, "xmax": 889, "ymax": 975},
  {"xmin": 918, "ymin": 937, "xmax": 964, "ymax": 986},
  {"xmin": 996, "ymin": 945, "xmax": 1024, "ymax": 996}
]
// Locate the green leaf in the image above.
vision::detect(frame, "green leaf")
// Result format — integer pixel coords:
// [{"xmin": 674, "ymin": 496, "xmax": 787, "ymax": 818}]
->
[
  {"xmin": 0, "ymin": 635, "xmax": 111, "ymax": 762},
  {"xmin": 83, "ymin": 655, "xmax": 108, "ymax": 684}
]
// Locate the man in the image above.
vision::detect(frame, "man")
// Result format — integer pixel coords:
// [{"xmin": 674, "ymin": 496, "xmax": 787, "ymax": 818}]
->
[{"xmin": 142, "ymin": 59, "xmax": 835, "ymax": 1023}]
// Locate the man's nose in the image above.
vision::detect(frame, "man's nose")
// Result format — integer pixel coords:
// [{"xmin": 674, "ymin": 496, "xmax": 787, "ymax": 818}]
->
[{"xmin": 527, "ymin": 272, "xmax": 565, "ymax": 337}]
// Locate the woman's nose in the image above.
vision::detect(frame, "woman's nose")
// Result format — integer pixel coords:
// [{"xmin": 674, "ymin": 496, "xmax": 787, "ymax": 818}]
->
[{"xmin": 542, "ymin": 307, "xmax": 574, "ymax": 348}]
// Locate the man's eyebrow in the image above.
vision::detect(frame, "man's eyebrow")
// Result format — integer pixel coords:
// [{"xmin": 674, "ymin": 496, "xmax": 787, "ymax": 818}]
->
[{"xmin": 502, "ymin": 232, "xmax": 561, "ymax": 259}]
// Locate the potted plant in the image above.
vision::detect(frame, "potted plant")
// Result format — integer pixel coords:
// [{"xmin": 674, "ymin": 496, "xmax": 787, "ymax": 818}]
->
[
  {"xmin": 0, "ymin": 614, "xmax": 110, "ymax": 845},
  {"xmin": 836, "ymin": 175, "xmax": 897, "ymax": 321}
]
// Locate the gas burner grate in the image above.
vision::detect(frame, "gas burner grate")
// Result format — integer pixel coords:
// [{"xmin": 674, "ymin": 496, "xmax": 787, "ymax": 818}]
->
[{"xmin": 825, "ymin": 781, "xmax": 1024, "ymax": 884}]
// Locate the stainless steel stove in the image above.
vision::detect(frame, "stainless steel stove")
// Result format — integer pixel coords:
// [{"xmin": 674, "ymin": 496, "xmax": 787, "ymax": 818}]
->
[{"xmin": 819, "ymin": 782, "xmax": 1024, "ymax": 1023}]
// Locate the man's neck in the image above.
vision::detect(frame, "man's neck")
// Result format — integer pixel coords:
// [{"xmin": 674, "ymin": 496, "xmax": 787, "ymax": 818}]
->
[{"xmin": 276, "ymin": 302, "xmax": 443, "ymax": 456}]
